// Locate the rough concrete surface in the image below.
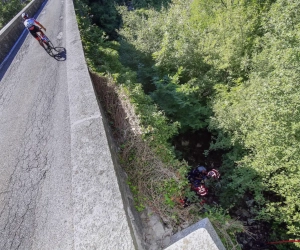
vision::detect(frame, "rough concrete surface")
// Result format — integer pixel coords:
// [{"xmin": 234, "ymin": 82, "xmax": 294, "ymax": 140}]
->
[
  {"xmin": 165, "ymin": 218, "xmax": 226, "ymax": 250},
  {"xmin": 65, "ymin": 0, "xmax": 136, "ymax": 249},
  {"xmin": 0, "ymin": 0, "xmax": 72, "ymax": 248}
]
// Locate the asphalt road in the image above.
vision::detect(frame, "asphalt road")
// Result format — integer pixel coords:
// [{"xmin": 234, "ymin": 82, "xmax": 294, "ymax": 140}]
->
[{"xmin": 0, "ymin": 0, "xmax": 74, "ymax": 249}]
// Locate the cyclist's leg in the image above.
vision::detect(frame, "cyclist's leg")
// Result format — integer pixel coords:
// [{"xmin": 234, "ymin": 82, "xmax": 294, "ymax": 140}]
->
[
  {"xmin": 30, "ymin": 26, "xmax": 44, "ymax": 47},
  {"xmin": 36, "ymin": 26, "xmax": 48, "ymax": 43},
  {"xmin": 39, "ymin": 29, "xmax": 45, "ymax": 38}
]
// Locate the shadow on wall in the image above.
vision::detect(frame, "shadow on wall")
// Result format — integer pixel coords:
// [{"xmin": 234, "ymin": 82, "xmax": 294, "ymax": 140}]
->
[
  {"xmin": 90, "ymin": 71, "xmax": 141, "ymax": 144},
  {"xmin": 89, "ymin": 71, "xmax": 146, "ymax": 250}
]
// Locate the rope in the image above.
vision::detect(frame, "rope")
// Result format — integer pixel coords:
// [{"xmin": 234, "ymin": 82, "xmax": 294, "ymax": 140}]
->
[{"xmin": 267, "ymin": 239, "xmax": 300, "ymax": 245}]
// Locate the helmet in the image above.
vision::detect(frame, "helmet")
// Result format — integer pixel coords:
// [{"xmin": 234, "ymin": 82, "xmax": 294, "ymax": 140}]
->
[
  {"xmin": 196, "ymin": 185, "xmax": 208, "ymax": 196},
  {"xmin": 21, "ymin": 13, "xmax": 28, "ymax": 19},
  {"xmin": 207, "ymin": 169, "xmax": 220, "ymax": 179}
]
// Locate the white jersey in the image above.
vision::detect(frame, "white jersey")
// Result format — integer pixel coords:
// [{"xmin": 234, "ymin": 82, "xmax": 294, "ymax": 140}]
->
[{"xmin": 24, "ymin": 18, "xmax": 35, "ymax": 29}]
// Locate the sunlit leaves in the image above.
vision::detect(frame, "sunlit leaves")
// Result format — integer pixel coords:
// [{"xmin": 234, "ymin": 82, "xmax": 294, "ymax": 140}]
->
[
  {"xmin": 211, "ymin": 0, "xmax": 300, "ymax": 238},
  {"xmin": 0, "ymin": 0, "xmax": 25, "ymax": 29}
]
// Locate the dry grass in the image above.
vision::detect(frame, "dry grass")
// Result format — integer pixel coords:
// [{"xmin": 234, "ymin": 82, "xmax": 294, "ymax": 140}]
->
[{"xmin": 90, "ymin": 71, "xmax": 193, "ymax": 229}]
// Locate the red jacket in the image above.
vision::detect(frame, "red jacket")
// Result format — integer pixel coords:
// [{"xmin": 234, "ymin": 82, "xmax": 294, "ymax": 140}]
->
[{"xmin": 192, "ymin": 184, "xmax": 208, "ymax": 196}]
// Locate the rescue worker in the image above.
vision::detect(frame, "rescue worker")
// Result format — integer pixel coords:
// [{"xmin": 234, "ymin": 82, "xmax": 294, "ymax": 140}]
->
[
  {"xmin": 191, "ymin": 184, "xmax": 208, "ymax": 197},
  {"xmin": 207, "ymin": 169, "xmax": 220, "ymax": 179}
]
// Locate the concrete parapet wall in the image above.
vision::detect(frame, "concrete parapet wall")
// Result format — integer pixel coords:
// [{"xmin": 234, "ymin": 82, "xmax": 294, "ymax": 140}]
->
[
  {"xmin": 0, "ymin": 0, "xmax": 44, "ymax": 63},
  {"xmin": 65, "ymin": 0, "xmax": 137, "ymax": 249},
  {"xmin": 165, "ymin": 218, "xmax": 226, "ymax": 250}
]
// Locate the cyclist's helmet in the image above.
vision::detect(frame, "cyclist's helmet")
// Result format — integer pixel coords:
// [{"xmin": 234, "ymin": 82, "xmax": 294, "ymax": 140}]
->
[{"xmin": 21, "ymin": 13, "xmax": 29, "ymax": 19}]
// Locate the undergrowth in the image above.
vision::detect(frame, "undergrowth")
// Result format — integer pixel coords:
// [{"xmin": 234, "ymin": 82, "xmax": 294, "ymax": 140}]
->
[{"xmin": 75, "ymin": 1, "xmax": 246, "ymax": 247}]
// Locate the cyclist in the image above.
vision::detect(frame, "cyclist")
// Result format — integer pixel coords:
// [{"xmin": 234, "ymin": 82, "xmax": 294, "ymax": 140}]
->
[{"xmin": 22, "ymin": 13, "xmax": 47, "ymax": 48}]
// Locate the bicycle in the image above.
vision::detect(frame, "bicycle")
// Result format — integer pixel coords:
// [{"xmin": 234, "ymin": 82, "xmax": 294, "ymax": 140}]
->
[{"xmin": 37, "ymin": 33, "xmax": 57, "ymax": 57}]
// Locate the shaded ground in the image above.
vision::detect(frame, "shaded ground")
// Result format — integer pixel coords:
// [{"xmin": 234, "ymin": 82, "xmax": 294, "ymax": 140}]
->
[
  {"xmin": 172, "ymin": 130, "xmax": 277, "ymax": 250},
  {"xmin": 172, "ymin": 129, "xmax": 223, "ymax": 168}
]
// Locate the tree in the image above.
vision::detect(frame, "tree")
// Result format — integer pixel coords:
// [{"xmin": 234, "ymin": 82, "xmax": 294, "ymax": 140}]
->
[
  {"xmin": 0, "ymin": 0, "xmax": 25, "ymax": 29},
  {"xmin": 210, "ymin": 0, "xmax": 300, "ymax": 243}
]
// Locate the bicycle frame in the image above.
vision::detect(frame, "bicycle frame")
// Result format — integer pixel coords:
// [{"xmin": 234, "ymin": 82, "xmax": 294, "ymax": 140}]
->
[{"xmin": 37, "ymin": 33, "xmax": 56, "ymax": 56}]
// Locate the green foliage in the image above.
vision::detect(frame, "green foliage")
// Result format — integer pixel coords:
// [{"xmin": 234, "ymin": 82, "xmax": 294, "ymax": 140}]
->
[
  {"xmin": 210, "ymin": 0, "xmax": 300, "ymax": 242},
  {"xmin": 77, "ymin": 0, "xmax": 300, "ymax": 245},
  {"xmin": 151, "ymin": 69, "xmax": 211, "ymax": 132},
  {"xmin": 76, "ymin": 1, "xmax": 135, "ymax": 84},
  {"xmin": 127, "ymin": 82, "xmax": 181, "ymax": 152},
  {"xmin": 205, "ymin": 206, "xmax": 244, "ymax": 249},
  {"xmin": 119, "ymin": 0, "xmax": 300, "ymax": 244},
  {"xmin": 76, "ymin": 0, "xmax": 181, "ymax": 163},
  {"xmin": 87, "ymin": 1, "xmax": 121, "ymax": 40},
  {"xmin": 0, "ymin": 0, "xmax": 26, "ymax": 29},
  {"xmin": 118, "ymin": 1, "xmax": 218, "ymax": 130},
  {"xmin": 75, "ymin": 0, "xmax": 190, "ymax": 218},
  {"xmin": 127, "ymin": 180, "xmax": 146, "ymax": 211},
  {"xmin": 132, "ymin": 0, "xmax": 171, "ymax": 9}
]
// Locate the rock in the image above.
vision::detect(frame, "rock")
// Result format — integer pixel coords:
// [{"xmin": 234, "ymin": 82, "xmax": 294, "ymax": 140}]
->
[
  {"xmin": 145, "ymin": 233, "xmax": 154, "ymax": 242},
  {"xmin": 181, "ymin": 221, "xmax": 190, "ymax": 229},
  {"xmin": 149, "ymin": 243, "xmax": 160, "ymax": 250},
  {"xmin": 140, "ymin": 206, "xmax": 174, "ymax": 250},
  {"xmin": 152, "ymin": 221, "xmax": 165, "ymax": 238},
  {"xmin": 245, "ymin": 199, "xmax": 254, "ymax": 207},
  {"xmin": 247, "ymin": 218, "xmax": 255, "ymax": 225},
  {"xmin": 140, "ymin": 211, "xmax": 147, "ymax": 220},
  {"xmin": 241, "ymin": 209, "xmax": 251, "ymax": 217},
  {"xmin": 162, "ymin": 236, "xmax": 171, "ymax": 247},
  {"xmin": 148, "ymin": 214, "xmax": 161, "ymax": 227}
]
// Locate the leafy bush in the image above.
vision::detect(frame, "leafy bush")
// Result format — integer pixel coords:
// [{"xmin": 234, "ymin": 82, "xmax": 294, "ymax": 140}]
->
[
  {"xmin": 210, "ymin": 0, "xmax": 300, "ymax": 243},
  {"xmin": 205, "ymin": 206, "xmax": 245, "ymax": 250},
  {"xmin": 0, "ymin": 0, "xmax": 26, "ymax": 29},
  {"xmin": 75, "ymin": 0, "xmax": 191, "ymax": 228}
]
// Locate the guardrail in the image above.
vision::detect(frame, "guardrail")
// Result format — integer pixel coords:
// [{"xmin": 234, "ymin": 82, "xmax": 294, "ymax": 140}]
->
[{"xmin": 0, "ymin": 0, "xmax": 45, "ymax": 64}]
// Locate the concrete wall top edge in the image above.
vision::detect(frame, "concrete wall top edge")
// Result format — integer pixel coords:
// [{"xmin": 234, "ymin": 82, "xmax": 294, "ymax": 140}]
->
[{"xmin": 165, "ymin": 218, "xmax": 226, "ymax": 250}]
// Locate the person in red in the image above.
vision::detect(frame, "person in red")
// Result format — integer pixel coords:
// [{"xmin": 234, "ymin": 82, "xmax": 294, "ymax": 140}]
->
[
  {"xmin": 191, "ymin": 184, "xmax": 208, "ymax": 196},
  {"xmin": 22, "ymin": 13, "xmax": 47, "ymax": 48},
  {"xmin": 207, "ymin": 169, "xmax": 220, "ymax": 180}
]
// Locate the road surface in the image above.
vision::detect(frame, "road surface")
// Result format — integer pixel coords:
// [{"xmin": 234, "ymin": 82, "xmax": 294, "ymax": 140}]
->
[{"xmin": 0, "ymin": 0, "xmax": 73, "ymax": 249}]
